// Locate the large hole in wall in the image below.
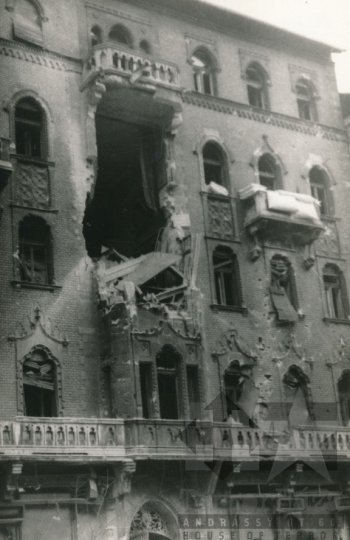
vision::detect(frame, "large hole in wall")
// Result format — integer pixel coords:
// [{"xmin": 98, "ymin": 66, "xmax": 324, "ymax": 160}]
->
[{"xmin": 83, "ymin": 116, "xmax": 166, "ymax": 259}]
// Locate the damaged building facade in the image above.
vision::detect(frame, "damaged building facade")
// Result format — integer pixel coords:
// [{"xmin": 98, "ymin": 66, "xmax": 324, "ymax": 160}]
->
[{"xmin": 1, "ymin": 0, "xmax": 350, "ymax": 538}]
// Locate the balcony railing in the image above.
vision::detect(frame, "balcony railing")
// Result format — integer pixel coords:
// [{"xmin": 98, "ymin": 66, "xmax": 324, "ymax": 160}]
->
[
  {"xmin": 82, "ymin": 44, "xmax": 180, "ymax": 89},
  {"xmin": 0, "ymin": 417, "xmax": 348, "ymax": 461},
  {"xmin": 239, "ymin": 184, "xmax": 324, "ymax": 244}
]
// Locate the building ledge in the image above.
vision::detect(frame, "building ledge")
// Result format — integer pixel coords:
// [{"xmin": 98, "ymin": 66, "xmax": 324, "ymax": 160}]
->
[
  {"xmin": 182, "ymin": 92, "xmax": 346, "ymax": 142},
  {"xmin": 323, "ymin": 317, "xmax": 350, "ymax": 326},
  {"xmin": 210, "ymin": 304, "xmax": 248, "ymax": 316},
  {"xmin": 12, "ymin": 281, "xmax": 62, "ymax": 292}
]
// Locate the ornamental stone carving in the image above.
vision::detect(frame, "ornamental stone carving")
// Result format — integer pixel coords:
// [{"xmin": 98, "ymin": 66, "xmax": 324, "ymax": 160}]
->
[
  {"xmin": 15, "ymin": 161, "xmax": 50, "ymax": 209},
  {"xmin": 207, "ymin": 197, "xmax": 234, "ymax": 239},
  {"xmin": 130, "ymin": 506, "xmax": 170, "ymax": 538}
]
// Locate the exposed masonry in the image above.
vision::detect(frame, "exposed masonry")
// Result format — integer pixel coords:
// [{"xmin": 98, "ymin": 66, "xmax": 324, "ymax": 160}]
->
[
  {"xmin": 0, "ymin": 39, "xmax": 82, "ymax": 72},
  {"xmin": 182, "ymin": 92, "xmax": 345, "ymax": 141}
]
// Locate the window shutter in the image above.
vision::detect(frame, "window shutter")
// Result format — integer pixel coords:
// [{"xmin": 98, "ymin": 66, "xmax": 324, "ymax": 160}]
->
[
  {"xmin": 234, "ymin": 255, "xmax": 244, "ymax": 307},
  {"xmin": 270, "ymin": 284, "xmax": 298, "ymax": 323},
  {"xmin": 47, "ymin": 229, "xmax": 55, "ymax": 285},
  {"xmin": 288, "ymin": 265, "xmax": 299, "ymax": 311}
]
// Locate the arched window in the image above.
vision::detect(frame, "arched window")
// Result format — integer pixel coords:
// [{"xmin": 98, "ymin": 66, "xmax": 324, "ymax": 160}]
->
[
  {"xmin": 140, "ymin": 39, "xmax": 151, "ymax": 54},
  {"xmin": 15, "ymin": 98, "xmax": 44, "ymax": 158},
  {"xmin": 13, "ymin": 0, "xmax": 43, "ymax": 47},
  {"xmin": 108, "ymin": 24, "xmax": 133, "ymax": 48},
  {"xmin": 130, "ymin": 502, "xmax": 176, "ymax": 540},
  {"xmin": 296, "ymin": 77, "xmax": 317, "ymax": 121},
  {"xmin": 323, "ymin": 264, "xmax": 349, "ymax": 320},
  {"xmin": 90, "ymin": 25, "xmax": 102, "ymax": 47},
  {"xmin": 283, "ymin": 365, "xmax": 314, "ymax": 422},
  {"xmin": 309, "ymin": 166, "xmax": 333, "ymax": 217},
  {"xmin": 338, "ymin": 370, "xmax": 350, "ymax": 426},
  {"xmin": 213, "ymin": 246, "xmax": 242, "ymax": 307},
  {"xmin": 191, "ymin": 48, "xmax": 217, "ymax": 96},
  {"xmin": 19, "ymin": 215, "xmax": 54, "ymax": 285},
  {"xmin": 246, "ymin": 63, "xmax": 268, "ymax": 109},
  {"xmin": 203, "ymin": 142, "xmax": 226, "ymax": 187},
  {"xmin": 156, "ymin": 345, "xmax": 182, "ymax": 419},
  {"xmin": 258, "ymin": 154, "xmax": 278, "ymax": 190},
  {"xmin": 23, "ymin": 349, "xmax": 57, "ymax": 417}
]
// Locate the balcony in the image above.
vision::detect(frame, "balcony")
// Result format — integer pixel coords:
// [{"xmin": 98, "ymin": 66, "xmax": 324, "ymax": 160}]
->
[
  {"xmin": 82, "ymin": 43, "xmax": 180, "ymax": 91},
  {"xmin": 239, "ymin": 184, "xmax": 324, "ymax": 245},
  {"xmin": 0, "ymin": 418, "xmax": 348, "ymax": 463}
]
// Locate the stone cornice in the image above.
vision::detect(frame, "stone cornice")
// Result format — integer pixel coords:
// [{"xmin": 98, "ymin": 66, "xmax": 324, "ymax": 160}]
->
[
  {"xmin": 0, "ymin": 39, "xmax": 82, "ymax": 73},
  {"xmin": 182, "ymin": 92, "xmax": 346, "ymax": 143}
]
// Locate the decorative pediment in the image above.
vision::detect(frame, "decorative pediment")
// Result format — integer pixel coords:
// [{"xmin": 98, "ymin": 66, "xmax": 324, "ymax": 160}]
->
[{"xmin": 8, "ymin": 306, "xmax": 68, "ymax": 359}]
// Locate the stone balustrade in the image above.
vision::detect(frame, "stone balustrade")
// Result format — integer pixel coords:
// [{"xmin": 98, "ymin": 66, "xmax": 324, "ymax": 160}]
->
[
  {"xmin": 83, "ymin": 44, "xmax": 180, "ymax": 89},
  {"xmin": 0, "ymin": 418, "xmax": 348, "ymax": 461}
]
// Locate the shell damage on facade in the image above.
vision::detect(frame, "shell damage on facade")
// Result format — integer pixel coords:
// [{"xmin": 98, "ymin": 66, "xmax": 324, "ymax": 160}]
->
[{"xmin": 1, "ymin": 0, "xmax": 350, "ymax": 539}]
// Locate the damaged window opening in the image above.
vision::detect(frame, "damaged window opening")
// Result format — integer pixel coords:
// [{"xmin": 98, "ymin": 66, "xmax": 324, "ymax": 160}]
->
[
  {"xmin": 203, "ymin": 142, "xmax": 225, "ymax": 187},
  {"xmin": 213, "ymin": 246, "xmax": 241, "ymax": 307},
  {"xmin": 296, "ymin": 78, "xmax": 317, "ymax": 121},
  {"xmin": 91, "ymin": 25, "xmax": 102, "ymax": 47},
  {"xmin": 187, "ymin": 365, "xmax": 200, "ymax": 419},
  {"xmin": 140, "ymin": 362, "xmax": 153, "ymax": 419},
  {"xmin": 15, "ymin": 98, "xmax": 43, "ymax": 158},
  {"xmin": 19, "ymin": 215, "xmax": 54, "ymax": 285},
  {"xmin": 258, "ymin": 154, "xmax": 277, "ymax": 190},
  {"xmin": 283, "ymin": 365, "xmax": 314, "ymax": 422},
  {"xmin": 192, "ymin": 49, "xmax": 216, "ymax": 96},
  {"xmin": 83, "ymin": 118, "xmax": 166, "ymax": 259},
  {"xmin": 224, "ymin": 361, "xmax": 244, "ymax": 422},
  {"xmin": 108, "ymin": 24, "xmax": 133, "ymax": 47},
  {"xmin": 156, "ymin": 345, "xmax": 181, "ymax": 419},
  {"xmin": 23, "ymin": 350, "xmax": 57, "ymax": 417},
  {"xmin": 323, "ymin": 264, "xmax": 349, "ymax": 319},
  {"xmin": 309, "ymin": 166, "xmax": 332, "ymax": 217},
  {"xmin": 246, "ymin": 64, "xmax": 267, "ymax": 109},
  {"xmin": 270, "ymin": 255, "xmax": 298, "ymax": 323},
  {"xmin": 338, "ymin": 370, "xmax": 350, "ymax": 426}
]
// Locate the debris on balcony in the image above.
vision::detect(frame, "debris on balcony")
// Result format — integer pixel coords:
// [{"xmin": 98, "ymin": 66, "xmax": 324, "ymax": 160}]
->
[{"xmin": 208, "ymin": 181, "xmax": 229, "ymax": 197}]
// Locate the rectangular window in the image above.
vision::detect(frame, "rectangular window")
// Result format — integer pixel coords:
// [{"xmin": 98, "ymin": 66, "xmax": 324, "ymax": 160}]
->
[
  {"xmin": 186, "ymin": 366, "xmax": 200, "ymax": 419},
  {"xmin": 310, "ymin": 183, "xmax": 327, "ymax": 215},
  {"xmin": 297, "ymin": 99, "xmax": 311, "ymax": 120},
  {"xmin": 324, "ymin": 275, "xmax": 344, "ymax": 319},
  {"xmin": 248, "ymin": 85, "xmax": 263, "ymax": 108},
  {"xmin": 20, "ymin": 241, "xmax": 48, "ymax": 284},
  {"xmin": 139, "ymin": 363, "xmax": 153, "ymax": 419},
  {"xmin": 213, "ymin": 253, "xmax": 240, "ymax": 307}
]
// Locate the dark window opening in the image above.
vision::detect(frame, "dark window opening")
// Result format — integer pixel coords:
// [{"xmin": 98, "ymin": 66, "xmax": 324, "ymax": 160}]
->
[
  {"xmin": 246, "ymin": 66, "xmax": 266, "ymax": 108},
  {"xmin": 309, "ymin": 166, "xmax": 332, "ymax": 216},
  {"xmin": 15, "ymin": 98, "xmax": 43, "ymax": 158},
  {"xmin": 23, "ymin": 351, "xmax": 56, "ymax": 417},
  {"xmin": 203, "ymin": 142, "xmax": 224, "ymax": 186},
  {"xmin": 224, "ymin": 361, "xmax": 244, "ymax": 422},
  {"xmin": 108, "ymin": 24, "xmax": 132, "ymax": 47},
  {"xmin": 140, "ymin": 363, "xmax": 153, "ymax": 419},
  {"xmin": 140, "ymin": 40, "xmax": 151, "ymax": 54},
  {"xmin": 192, "ymin": 49, "xmax": 216, "ymax": 96},
  {"xmin": 91, "ymin": 25, "xmax": 102, "ymax": 47},
  {"xmin": 258, "ymin": 154, "xmax": 277, "ymax": 190},
  {"xmin": 323, "ymin": 264, "xmax": 349, "ymax": 319},
  {"xmin": 338, "ymin": 370, "xmax": 350, "ymax": 426},
  {"xmin": 13, "ymin": 0, "xmax": 43, "ymax": 47},
  {"xmin": 213, "ymin": 246, "xmax": 241, "ymax": 307},
  {"xmin": 187, "ymin": 366, "xmax": 200, "ymax": 419},
  {"xmin": 83, "ymin": 118, "xmax": 166, "ymax": 259},
  {"xmin": 296, "ymin": 79, "xmax": 316, "ymax": 121},
  {"xmin": 156, "ymin": 345, "xmax": 181, "ymax": 419},
  {"xmin": 283, "ymin": 365, "xmax": 314, "ymax": 422},
  {"xmin": 270, "ymin": 255, "xmax": 298, "ymax": 323},
  {"xmin": 19, "ymin": 215, "xmax": 53, "ymax": 284}
]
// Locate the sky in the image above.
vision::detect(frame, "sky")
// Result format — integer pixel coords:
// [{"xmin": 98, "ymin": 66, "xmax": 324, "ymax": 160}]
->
[{"xmin": 200, "ymin": 0, "xmax": 350, "ymax": 93}]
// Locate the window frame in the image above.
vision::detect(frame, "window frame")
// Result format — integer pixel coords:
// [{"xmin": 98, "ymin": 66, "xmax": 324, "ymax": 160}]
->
[
  {"xmin": 270, "ymin": 255, "xmax": 299, "ymax": 323},
  {"xmin": 338, "ymin": 370, "xmax": 350, "ymax": 426},
  {"xmin": 212, "ymin": 246, "xmax": 243, "ymax": 310},
  {"xmin": 18, "ymin": 215, "xmax": 54, "ymax": 286},
  {"xmin": 295, "ymin": 77, "xmax": 318, "ymax": 122},
  {"xmin": 323, "ymin": 264, "xmax": 349, "ymax": 321},
  {"xmin": 15, "ymin": 98, "xmax": 44, "ymax": 159},
  {"xmin": 309, "ymin": 166, "xmax": 334, "ymax": 217},
  {"xmin": 108, "ymin": 24, "xmax": 133, "ymax": 48},
  {"xmin": 246, "ymin": 63, "xmax": 269, "ymax": 109},
  {"xmin": 258, "ymin": 154, "xmax": 278, "ymax": 190},
  {"xmin": 202, "ymin": 142, "xmax": 226, "ymax": 188},
  {"xmin": 191, "ymin": 48, "xmax": 218, "ymax": 96}
]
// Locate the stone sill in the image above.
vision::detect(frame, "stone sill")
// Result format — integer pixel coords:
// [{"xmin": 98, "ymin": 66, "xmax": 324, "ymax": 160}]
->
[
  {"xmin": 323, "ymin": 317, "xmax": 350, "ymax": 326},
  {"xmin": 10, "ymin": 203, "xmax": 58, "ymax": 214},
  {"xmin": 12, "ymin": 280, "xmax": 62, "ymax": 292},
  {"xmin": 210, "ymin": 304, "xmax": 248, "ymax": 316}
]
